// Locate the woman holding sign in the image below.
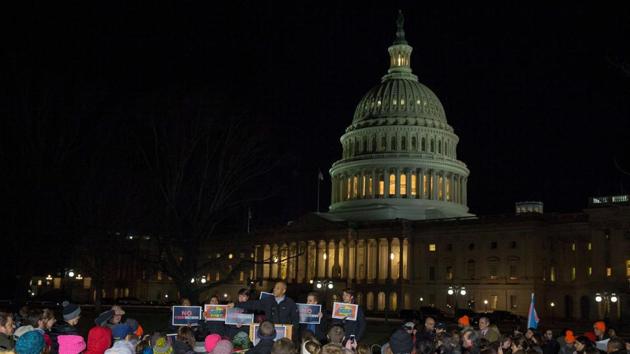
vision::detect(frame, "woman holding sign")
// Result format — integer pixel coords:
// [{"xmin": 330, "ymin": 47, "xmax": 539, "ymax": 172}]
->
[
  {"xmin": 225, "ymin": 289, "xmax": 252, "ymax": 339},
  {"xmin": 331, "ymin": 288, "xmax": 365, "ymax": 341},
  {"xmin": 299, "ymin": 292, "xmax": 326, "ymax": 342},
  {"xmin": 201, "ymin": 295, "xmax": 226, "ymax": 338}
]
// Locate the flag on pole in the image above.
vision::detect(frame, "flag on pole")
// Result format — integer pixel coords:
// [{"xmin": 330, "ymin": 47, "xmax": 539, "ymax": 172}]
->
[
  {"xmin": 318, "ymin": 170, "xmax": 324, "ymax": 181},
  {"xmin": 527, "ymin": 293, "xmax": 539, "ymax": 329}
]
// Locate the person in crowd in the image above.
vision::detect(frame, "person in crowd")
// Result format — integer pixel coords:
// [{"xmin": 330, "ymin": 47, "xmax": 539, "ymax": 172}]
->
[
  {"xmin": 478, "ymin": 317, "xmax": 500, "ymax": 344},
  {"xmin": 302, "ymin": 336, "xmax": 321, "ymax": 354},
  {"xmin": 124, "ymin": 319, "xmax": 143, "ymax": 339},
  {"xmin": 387, "ymin": 328, "xmax": 414, "ymax": 354},
  {"xmin": 606, "ymin": 338, "xmax": 626, "ymax": 354},
  {"xmin": 510, "ymin": 336, "xmax": 529, "ymax": 354},
  {"xmin": 326, "ymin": 326, "xmax": 345, "ymax": 346},
  {"xmin": 104, "ymin": 339, "xmax": 135, "ymax": 354},
  {"xmin": 202, "ymin": 295, "xmax": 225, "ymax": 338},
  {"xmin": 135, "ymin": 334, "xmax": 152, "ymax": 354},
  {"xmin": 232, "ymin": 331, "xmax": 252, "ymax": 352},
  {"xmin": 606, "ymin": 328, "xmax": 616, "ymax": 340},
  {"xmin": 356, "ymin": 343, "xmax": 369, "ymax": 354},
  {"xmin": 462, "ymin": 329, "xmax": 481, "ymax": 354},
  {"xmin": 172, "ymin": 327, "xmax": 195, "ymax": 354},
  {"xmin": 403, "ymin": 322, "xmax": 417, "ymax": 347},
  {"xmin": 57, "ymin": 335, "xmax": 86, "ymax": 354},
  {"xmin": 272, "ymin": 338, "xmax": 296, "ymax": 354},
  {"xmin": 24, "ymin": 309, "xmax": 52, "ymax": 352},
  {"xmin": 247, "ymin": 321, "xmax": 276, "ymax": 354},
  {"xmin": 0, "ymin": 312, "xmax": 15, "ymax": 350},
  {"xmin": 574, "ymin": 336, "xmax": 594, "ymax": 354},
  {"xmin": 559, "ymin": 331, "xmax": 576, "ymax": 354},
  {"xmin": 330, "ymin": 289, "xmax": 365, "ymax": 341},
  {"xmin": 15, "ymin": 307, "xmax": 30, "ymax": 328},
  {"xmin": 50, "ymin": 302, "xmax": 81, "ymax": 354},
  {"xmin": 321, "ymin": 344, "xmax": 344, "ymax": 354},
  {"xmin": 94, "ymin": 311, "xmax": 114, "ymax": 328},
  {"xmin": 235, "ymin": 282, "xmax": 299, "ymax": 339},
  {"xmin": 85, "ymin": 326, "xmax": 112, "ymax": 354},
  {"xmin": 15, "ymin": 330, "xmax": 45, "ymax": 354},
  {"xmin": 208, "ymin": 339, "xmax": 232, "ymax": 354},
  {"xmin": 152, "ymin": 336, "xmax": 172, "ymax": 354},
  {"xmin": 107, "ymin": 306, "xmax": 126, "ymax": 328},
  {"xmin": 14, "ymin": 326, "xmax": 35, "ymax": 341},
  {"xmin": 225, "ymin": 289, "xmax": 252, "ymax": 339},
  {"xmin": 417, "ymin": 316, "xmax": 436, "ymax": 342},
  {"xmin": 542, "ymin": 330, "xmax": 559, "ymax": 354},
  {"xmin": 300, "ymin": 292, "xmax": 326, "ymax": 343},
  {"xmin": 592, "ymin": 322, "xmax": 608, "ymax": 342},
  {"xmin": 111, "ymin": 324, "xmax": 134, "ymax": 343},
  {"xmin": 458, "ymin": 316, "xmax": 472, "ymax": 332}
]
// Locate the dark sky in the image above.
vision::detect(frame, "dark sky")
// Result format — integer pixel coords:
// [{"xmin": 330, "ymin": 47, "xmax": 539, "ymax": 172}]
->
[{"xmin": 4, "ymin": 2, "xmax": 630, "ymax": 224}]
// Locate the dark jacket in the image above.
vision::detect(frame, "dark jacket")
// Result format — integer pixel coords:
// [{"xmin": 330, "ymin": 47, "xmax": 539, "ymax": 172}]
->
[
  {"xmin": 299, "ymin": 308, "xmax": 328, "ymax": 342},
  {"xmin": 542, "ymin": 340, "xmax": 560, "ymax": 354},
  {"xmin": 331, "ymin": 305, "xmax": 366, "ymax": 341},
  {"xmin": 0, "ymin": 333, "xmax": 14, "ymax": 351},
  {"xmin": 201, "ymin": 321, "xmax": 226, "ymax": 338},
  {"xmin": 49, "ymin": 322, "xmax": 80, "ymax": 354},
  {"xmin": 247, "ymin": 338, "xmax": 275, "ymax": 354},
  {"xmin": 172, "ymin": 339, "xmax": 194, "ymax": 354},
  {"xmin": 238, "ymin": 296, "xmax": 299, "ymax": 329}
]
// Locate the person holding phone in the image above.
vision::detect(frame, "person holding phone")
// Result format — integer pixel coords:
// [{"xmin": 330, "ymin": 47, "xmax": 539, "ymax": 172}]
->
[{"xmin": 331, "ymin": 288, "xmax": 365, "ymax": 341}]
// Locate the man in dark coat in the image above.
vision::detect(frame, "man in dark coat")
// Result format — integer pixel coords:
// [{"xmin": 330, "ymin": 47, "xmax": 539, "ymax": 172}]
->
[
  {"xmin": 330, "ymin": 288, "xmax": 366, "ymax": 341},
  {"xmin": 236, "ymin": 281, "xmax": 299, "ymax": 338}
]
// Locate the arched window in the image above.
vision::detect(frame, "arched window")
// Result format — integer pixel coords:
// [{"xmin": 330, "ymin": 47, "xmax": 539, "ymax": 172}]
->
[
  {"xmin": 430, "ymin": 139, "xmax": 435, "ymax": 152},
  {"xmin": 487, "ymin": 256, "xmax": 499, "ymax": 279},
  {"xmin": 400, "ymin": 174, "xmax": 407, "ymax": 196},
  {"xmin": 378, "ymin": 175, "xmax": 385, "ymax": 197},
  {"xmin": 390, "ymin": 137, "xmax": 397, "ymax": 151},
  {"xmin": 381, "ymin": 136, "xmax": 387, "ymax": 151},
  {"xmin": 367, "ymin": 239, "xmax": 377, "ymax": 281},
  {"xmin": 411, "ymin": 174, "xmax": 417, "ymax": 197},
  {"xmin": 391, "ymin": 238, "xmax": 400, "ymax": 280},
  {"xmin": 401, "ymin": 136, "xmax": 407, "ymax": 150},
  {"xmin": 445, "ymin": 141, "xmax": 449, "ymax": 156},
  {"xmin": 362, "ymin": 137, "xmax": 367, "ymax": 153},
  {"xmin": 438, "ymin": 140, "xmax": 442, "ymax": 154},
  {"xmin": 366, "ymin": 292, "xmax": 374, "ymax": 311},
  {"xmin": 377, "ymin": 292, "xmax": 386, "ymax": 311},
  {"xmin": 355, "ymin": 140, "xmax": 360, "ymax": 155},
  {"xmin": 372, "ymin": 136, "xmax": 377, "ymax": 152},
  {"xmin": 352, "ymin": 175, "xmax": 358, "ymax": 198},
  {"xmin": 421, "ymin": 137, "xmax": 426, "ymax": 151},
  {"xmin": 411, "ymin": 137, "xmax": 417, "ymax": 150},
  {"xmin": 389, "ymin": 173, "xmax": 396, "ymax": 196},
  {"xmin": 389, "ymin": 293, "xmax": 398, "ymax": 311}
]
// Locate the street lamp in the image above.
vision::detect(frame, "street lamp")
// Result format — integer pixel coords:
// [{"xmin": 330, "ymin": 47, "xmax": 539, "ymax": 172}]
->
[
  {"xmin": 595, "ymin": 292, "xmax": 618, "ymax": 320},
  {"xmin": 483, "ymin": 299, "xmax": 489, "ymax": 312},
  {"xmin": 447, "ymin": 285, "xmax": 467, "ymax": 311}
]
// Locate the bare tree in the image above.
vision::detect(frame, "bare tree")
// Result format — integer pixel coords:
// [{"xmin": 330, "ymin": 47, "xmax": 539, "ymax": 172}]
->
[{"xmin": 135, "ymin": 91, "xmax": 276, "ymax": 302}]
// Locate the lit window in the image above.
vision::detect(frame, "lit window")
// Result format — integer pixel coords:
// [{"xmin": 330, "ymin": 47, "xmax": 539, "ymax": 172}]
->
[
  {"xmin": 428, "ymin": 244, "xmax": 437, "ymax": 252},
  {"xmin": 347, "ymin": 178, "xmax": 351, "ymax": 199},
  {"xmin": 378, "ymin": 177, "xmax": 384, "ymax": 196},
  {"xmin": 361, "ymin": 176, "xmax": 366, "ymax": 197},
  {"xmin": 411, "ymin": 174, "xmax": 417, "ymax": 196},
  {"xmin": 352, "ymin": 176, "xmax": 358, "ymax": 198},
  {"xmin": 626, "ymin": 260, "xmax": 630, "ymax": 277},
  {"xmin": 423, "ymin": 175, "xmax": 428, "ymax": 198},
  {"xmin": 550, "ymin": 267, "xmax": 556, "ymax": 282},
  {"xmin": 377, "ymin": 100, "xmax": 381, "ymax": 106},
  {"xmin": 588, "ymin": 266, "xmax": 592, "ymax": 277},
  {"xmin": 587, "ymin": 242, "xmax": 592, "ymax": 251},
  {"xmin": 416, "ymin": 99, "xmax": 421, "ymax": 105},
  {"xmin": 571, "ymin": 267, "xmax": 576, "ymax": 281},
  {"xmin": 446, "ymin": 177, "xmax": 451, "ymax": 201},
  {"xmin": 571, "ymin": 243, "xmax": 576, "ymax": 251},
  {"xmin": 389, "ymin": 174, "xmax": 396, "ymax": 196},
  {"xmin": 368, "ymin": 177, "xmax": 373, "ymax": 195},
  {"xmin": 393, "ymin": 99, "xmax": 397, "ymax": 105},
  {"xmin": 400, "ymin": 99, "xmax": 405, "ymax": 105},
  {"xmin": 400, "ymin": 174, "xmax": 407, "ymax": 195},
  {"xmin": 437, "ymin": 176, "xmax": 443, "ymax": 200},
  {"xmin": 606, "ymin": 267, "xmax": 612, "ymax": 277}
]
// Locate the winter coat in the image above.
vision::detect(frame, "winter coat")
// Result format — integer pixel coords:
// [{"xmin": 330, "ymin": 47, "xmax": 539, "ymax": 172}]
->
[
  {"xmin": 50, "ymin": 322, "xmax": 80, "ymax": 354},
  {"xmin": 331, "ymin": 305, "xmax": 366, "ymax": 341},
  {"xmin": 247, "ymin": 338, "xmax": 274, "ymax": 354},
  {"xmin": 0, "ymin": 333, "xmax": 14, "ymax": 350},
  {"xmin": 237, "ymin": 296, "xmax": 299, "ymax": 338}
]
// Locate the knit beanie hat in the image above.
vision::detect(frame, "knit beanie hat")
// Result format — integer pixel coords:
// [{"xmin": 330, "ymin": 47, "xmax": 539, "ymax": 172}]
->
[
  {"xmin": 593, "ymin": 321, "xmax": 606, "ymax": 332},
  {"xmin": 86, "ymin": 326, "xmax": 113, "ymax": 354},
  {"xmin": 62, "ymin": 301, "xmax": 81, "ymax": 322},
  {"xmin": 104, "ymin": 341, "xmax": 134, "ymax": 354},
  {"xmin": 58, "ymin": 335, "xmax": 87, "ymax": 354},
  {"xmin": 204, "ymin": 334, "xmax": 221, "ymax": 353},
  {"xmin": 565, "ymin": 330, "xmax": 576, "ymax": 344},
  {"xmin": 458, "ymin": 315, "xmax": 470, "ymax": 327},
  {"xmin": 152, "ymin": 337, "xmax": 172, "ymax": 354},
  {"xmin": 111, "ymin": 324, "xmax": 133, "ymax": 341},
  {"xmin": 389, "ymin": 328, "xmax": 414, "ymax": 354},
  {"xmin": 210, "ymin": 340, "xmax": 232, "ymax": 354},
  {"xmin": 16, "ymin": 330, "xmax": 45, "ymax": 354},
  {"xmin": 94, "ymin": 311, "xmax": 114, "ymax": 327},
  {"xmin": 14, "ymin": 325, "xmax": 35, "ymax": 339},
  {"xmin": 232, "ymin": 331, "xmax": 251, "ymax": 350}
]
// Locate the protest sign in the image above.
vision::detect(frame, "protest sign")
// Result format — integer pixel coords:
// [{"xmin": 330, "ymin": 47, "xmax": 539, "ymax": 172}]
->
[
  {"xmin": 225, "ymin": 307, "xmax": 254, "ymax": 325},
  {"xmin": 297, "ymin": 304, "xmax": 321, "ymax": 324},
  {"xmin": 171, "ymin": 306, "xmax": 202, "ymax": 326},
  {"xmin": 331, "ymin": 302, "xmax": 358, "ymax": 321},
  {"xmin": 203, "ymin": 304, "xmax": 228, "ymax": 322},
  {"xmin": 259, "ymin": 292, "xmax": 274, "ymax": 300}
]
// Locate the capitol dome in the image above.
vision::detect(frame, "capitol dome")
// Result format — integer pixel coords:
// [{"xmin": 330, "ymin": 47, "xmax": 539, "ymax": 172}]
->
[{"xmin": 326, "ymin": 11, "xmax": 472, "ymax": 221}]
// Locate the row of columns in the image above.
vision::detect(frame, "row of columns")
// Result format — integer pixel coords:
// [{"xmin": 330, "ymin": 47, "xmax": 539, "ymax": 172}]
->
[
  {"xmin": 254, "ymin": 237, "xmax": 411, "ymax": 284},
  {"xmin": 331, "ymin": 169, "xmax": 467, "ymax": 205}
]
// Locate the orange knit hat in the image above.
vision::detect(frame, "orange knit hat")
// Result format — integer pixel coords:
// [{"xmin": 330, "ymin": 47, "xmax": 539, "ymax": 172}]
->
[
  {"xmin": 458, "ymin": 315, "xmax": 470, "ymax": 327},
  {"xmin": 565, "ymin": 330, "xmax": 575, "ymax": 343},
  {"xmin": 593, "ymin": 321, "xmax": 606, "ymax": 332}
]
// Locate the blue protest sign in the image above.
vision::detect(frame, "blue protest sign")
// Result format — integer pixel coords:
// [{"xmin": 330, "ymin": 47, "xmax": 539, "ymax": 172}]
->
[{"xmin": 171, "ymin": 306, "xmax": 202, "ymax": 326}]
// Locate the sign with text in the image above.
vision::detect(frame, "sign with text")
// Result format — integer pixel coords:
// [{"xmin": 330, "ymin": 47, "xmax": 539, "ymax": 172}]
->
[
  {"xmin": 259, "ymin": 292, "xmax": 274, "ymax": 300},
  {"xmin": 331, "ymin": 302, "xmax": 358, "ymax": 321},
  {"xmin": 297, "ymin": 304, "xmax": 321, "ymax": 324},
  {"xmin": 171, "ymin": 306, "xmax": 202, "ymax": 326},
  {"xmin": 225, "ymin": 307, "xmax": 254, "ymax": 325},
  {"xmin": 249, "ymin": 324, "xmax": 293, "ymax": 345},
  {"xmin": 204, "ymin": 304, "xmax": 228, "ymax": 322}
]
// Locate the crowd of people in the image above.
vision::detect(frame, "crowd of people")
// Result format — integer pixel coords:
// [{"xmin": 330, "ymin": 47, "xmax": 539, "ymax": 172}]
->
[{"xmin": 0, "ymin": 281, "xmax": 628, "ymax": 354}]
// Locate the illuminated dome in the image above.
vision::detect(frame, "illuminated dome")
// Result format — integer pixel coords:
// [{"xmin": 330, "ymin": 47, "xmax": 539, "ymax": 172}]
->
[{"xmin": 326, "ymin": 11, "xmax": 472, "ymax": 221}]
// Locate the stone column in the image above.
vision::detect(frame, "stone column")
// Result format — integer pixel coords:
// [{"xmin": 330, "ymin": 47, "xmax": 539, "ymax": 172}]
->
[
  {"xmin": 449, "ymin": 174, "xmax": 455, "ymax": 202},
  {"xmin": 463, "ymin": 177, "xmax": 468, "ymax": 205},
  {"xmin": 372, "ymin": 169, "xmax": 377, "ymax": 198},
  {"xmin": 441, "ymin": 172, "xmax": 447, "ymax": 201},
  {"xmin": 398, "ymin": 239, "xmax": 404, "ymax": 283},
  {"xmin": 407, "ymin": 170, "xmax": 412, "ymax": 198},
  {"xmin": 395, "ymin": 169, "xmax": 401, "ymax": 197},
  {"xmin": 384, "ymin": 169, "xmax": 390, "ymax": 198},
  {"xmin": 419, "ymin": 169, "xmax": 425, "ymax": 199},
  {"xmin": 374, "ymin": 238, "xmax": 379, "ymax": 283},
  {"xmin": 432, "ymin": 170, "xmax": 438, "ymax": 200},
  {"xmin": 315, "ymin": 243, "xmax": 320, "ymax": 280},
  {"xmin": 387, "ymin": 238, "xmax": 392, "ymax": 280}
]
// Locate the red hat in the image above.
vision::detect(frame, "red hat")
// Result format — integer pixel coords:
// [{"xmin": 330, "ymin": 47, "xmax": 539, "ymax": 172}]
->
[
  {"xmin": 565, "ymin": 330, "xmax": 575, "ymax": 344},
  {"xmin": 593, "ymin": 321, "xmax": 606, "ymax": 332},
  {"xmin": 86, "ymin": 326, "xmax": 112, "ymax": 354},
  {"xmin": 458, "ymin": 315, "xmax": 470, "ymax": 327}
]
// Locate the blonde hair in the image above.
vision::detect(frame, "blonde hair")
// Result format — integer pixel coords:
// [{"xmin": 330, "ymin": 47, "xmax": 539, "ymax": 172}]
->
[{"xmin": 304, "ymin": 340, "xmax": 321, "ymax": 354}]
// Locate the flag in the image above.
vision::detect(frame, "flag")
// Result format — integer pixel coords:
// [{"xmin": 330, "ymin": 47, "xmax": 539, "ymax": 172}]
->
[
  {"xmin": 527, "ymin": 293, "xmax": 539, "ymax": 329},
  {"xmin": 318, "ymin": 170, "xmax": 324, "ymax": 181}
]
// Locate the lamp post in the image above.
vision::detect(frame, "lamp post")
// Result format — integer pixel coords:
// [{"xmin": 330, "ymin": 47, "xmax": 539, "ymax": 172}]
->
[
  {"xmin": 313, "ymin": 279, "xmax": 334, "ymax": 306},
  {"xmin": 447, "ymin": 285, "xmax": 467, "ymax": 311},
  {"xmin": 595, "ymin": 292, "xmax": 618, "ymax": 320},
  {"xmin": 483, "ymin": 299, "xmax": 489, "ymax": 312}
]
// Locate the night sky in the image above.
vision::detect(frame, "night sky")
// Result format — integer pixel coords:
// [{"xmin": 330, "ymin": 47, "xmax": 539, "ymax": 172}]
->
[{"xmin": 4, "ymin": 2, "xmax": 630, "ymax": 227}]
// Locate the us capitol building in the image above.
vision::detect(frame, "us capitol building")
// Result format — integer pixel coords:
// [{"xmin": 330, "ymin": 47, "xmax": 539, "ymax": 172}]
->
[{"xmin": 51, "ymin": 14, "xmax": 629, "ymax": 322}]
